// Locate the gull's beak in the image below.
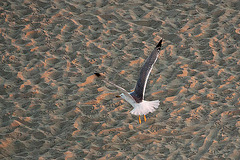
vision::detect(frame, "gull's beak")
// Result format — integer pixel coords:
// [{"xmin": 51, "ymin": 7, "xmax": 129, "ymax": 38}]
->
[{"xmin": 116, "ymin": 95, "xmax": 121, "ymax": 98}]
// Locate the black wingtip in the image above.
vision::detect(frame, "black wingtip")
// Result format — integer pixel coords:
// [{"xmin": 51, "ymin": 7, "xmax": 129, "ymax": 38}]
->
[
  {"xmin": 94, "ymin": 73, "xmax": 102, "ymax": 77},
  {"xmin": 156, "ymin": 39, "xmax": 163, "ymax": 49}
]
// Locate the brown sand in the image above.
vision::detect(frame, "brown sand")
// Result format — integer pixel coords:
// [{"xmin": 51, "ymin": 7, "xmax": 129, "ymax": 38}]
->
[{"xmin": 0, "ymin": 0, "xmax": 240, "ymax": 159}]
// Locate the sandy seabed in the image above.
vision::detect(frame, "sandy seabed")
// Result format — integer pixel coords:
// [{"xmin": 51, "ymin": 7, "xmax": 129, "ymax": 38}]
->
[{"xmin": 0, "ymin": 0, "xmax": 240, "ymax": 159}]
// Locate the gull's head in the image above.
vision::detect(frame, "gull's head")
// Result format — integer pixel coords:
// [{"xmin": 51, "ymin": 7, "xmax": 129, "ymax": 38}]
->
[
  {"xmin": 120, "ymin": 93, "xmax": 125, "ymax": 98},
  {"xmin": 116, "ymin": 93, "xmax": 126, "ymax": 100}
]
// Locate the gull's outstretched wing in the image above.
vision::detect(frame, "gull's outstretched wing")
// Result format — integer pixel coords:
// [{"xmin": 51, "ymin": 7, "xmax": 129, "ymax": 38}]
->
[
  {"xmin": 94, "ymin": 73, "xmax": 136, "ymax": 102},
  {"xmin": 130, "ymin": 39, "xmax": 163, "ymax": 102}
]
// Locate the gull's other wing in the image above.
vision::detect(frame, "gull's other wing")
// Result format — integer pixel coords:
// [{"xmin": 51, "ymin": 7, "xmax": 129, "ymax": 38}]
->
[
  {"xmin": 94, "ymin": 73, "xmax": 136, "ymax": 102},
  {"xmin": 130, "ymin": 39, "xmax": 163, "ymax": 102}
]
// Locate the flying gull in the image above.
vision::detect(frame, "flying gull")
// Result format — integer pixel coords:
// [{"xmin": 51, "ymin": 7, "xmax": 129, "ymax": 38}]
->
[{"xmin": 94, "ymin": 39, "xmax": 163, "ymax": 124}]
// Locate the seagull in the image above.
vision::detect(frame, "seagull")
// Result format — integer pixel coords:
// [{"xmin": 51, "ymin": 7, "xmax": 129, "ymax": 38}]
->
[{"xmin": 94, "ymin": 39, "xmax": 163, "ymax": 124}]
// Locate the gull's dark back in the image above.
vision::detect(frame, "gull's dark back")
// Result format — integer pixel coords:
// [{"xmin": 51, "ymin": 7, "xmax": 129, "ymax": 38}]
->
[{"xmin": 130, "ymin": 39, "xmax": 163, "ymax": 103}]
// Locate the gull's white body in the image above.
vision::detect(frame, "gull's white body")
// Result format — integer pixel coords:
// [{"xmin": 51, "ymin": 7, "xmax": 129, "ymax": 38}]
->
[{"xmin": 120, "ymin": 93, "xmax": 160, "ymax": 115}]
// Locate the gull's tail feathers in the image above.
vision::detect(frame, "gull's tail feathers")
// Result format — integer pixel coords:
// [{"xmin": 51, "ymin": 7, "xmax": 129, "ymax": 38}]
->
[{"xmin": 130, "ymin": 100, "xmax": 160, "ymax": 115}]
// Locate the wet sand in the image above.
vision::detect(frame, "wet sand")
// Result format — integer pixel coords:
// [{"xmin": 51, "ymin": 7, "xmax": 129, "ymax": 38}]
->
[{"xmin": 0, "ymin": 0, "xmax": 240, "ymax": 159}]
